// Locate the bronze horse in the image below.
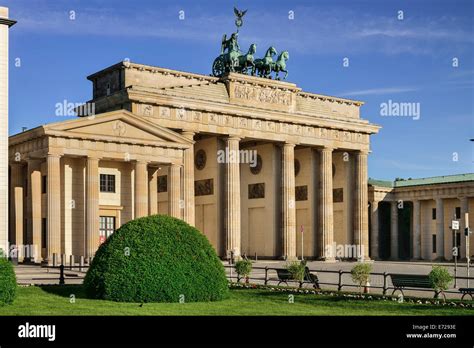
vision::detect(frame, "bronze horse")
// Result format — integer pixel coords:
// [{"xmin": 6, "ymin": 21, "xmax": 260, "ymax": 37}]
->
[{"xmin": 252, "ymin": 46, "xmax": 277, "ymax": 78}]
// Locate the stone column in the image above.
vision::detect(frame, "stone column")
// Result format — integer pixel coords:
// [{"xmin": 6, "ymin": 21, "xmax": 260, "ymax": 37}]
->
[
  {"xmin": 168, "ymin": 163, "xmax": 181, "ymax": 218},
  {"xmin": 390, "ymin": 201, "xmax": 399, "ymax": 260},
  {"xmin": 135, "ymin": 160, "xmax": 149, "ymax": 218},
  {"xmin": 354, "ymin": 151, "xmax": 369, "ymax": 260},
  {"xmin": 28, "ymin": 160, "xmax": 42, "ymax": 263},
  {"xmin": 319, "ymin": 147, "xmax": 335, "ymax": 261},
  {"xmin": 436, "ymin": 198, "xmax": 445, "ymax": 259},
  {"xmin": 225, "ymin": 136, "xmax": 241, "ymax": 258},
  {"xmin": 421, "ymin": 203, "xmax": 432, "ymax": 260},
  {"xmin": 0, "ymin": 8, "xmax": 16, "ymax": 256},
  {"xmin": 46, "ymin": 154, "xmax": 61, "ymax": 264},
  {"xmin": 148, "ymin": 167, "xmax": 158, "ymax": 215},
  {"xmin": 182, "ymin": 132, "xmax": 195, "ymax": 226},
  {"xmin": 10, "ymin": 162, "xmax": 23, "ymax": 260},
  {"xmin": 282, "ymin": 142, "xmax": 296, "ymax": 260},
  {"xmin": 370, "ymin": 201, "xmax": 379, "ymax": 260},
  {"xmin": 85, "ymin": 157, "xmax": 99, "ymax": 260},
  {"xmin": 460, "ymin": 197, "xmax": 469, "ymax": 259},
  {"xmin": 412, "ymin": 200, "xmax": 421, "ymax": 259}
]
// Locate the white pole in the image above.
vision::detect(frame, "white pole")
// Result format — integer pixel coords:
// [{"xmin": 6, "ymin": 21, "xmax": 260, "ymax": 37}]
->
[
  {"xmin": 453, "ymin": 212, "xmax": 458, "ymax": 288},
  {"xmin": 301, "ymin": 225, "xmax": 304, "ymax": 261},
  {"xmin": 466, "ymin": 212, "xmax": 470, "ymax": 288}
]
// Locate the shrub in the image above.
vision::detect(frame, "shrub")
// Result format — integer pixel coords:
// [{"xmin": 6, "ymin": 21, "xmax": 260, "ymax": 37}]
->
[
  {"xmin": 0, "ymin": 256, "xmax": 17, "ymax": 306},
  {"xmin": 351, "ymin": 263, "xmax": 372, "ymax": 293},
  {"xmin": 235, "ymin": 259, "xmax": 252, "ymax": 283},
  {"xmin": 429, "ymin": 266, "xmax": 453, "ymax": 293},
  {"xmin": 286, "ymin": 260, "xmax": 306, "ymax": 283},
  {"xmin": 84, "ymin": 215, "xmax": 229, "ymax": 303}
]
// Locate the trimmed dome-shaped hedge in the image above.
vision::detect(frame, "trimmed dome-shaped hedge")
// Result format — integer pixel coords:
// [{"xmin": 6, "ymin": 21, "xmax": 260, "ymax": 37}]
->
[
  {"xmin": 0, "ymin": 256, "xmax": 17, "ymax": 306},
  {"xmin": 84, "ymin": 215, "xmax": 229, "ymax": 303}
]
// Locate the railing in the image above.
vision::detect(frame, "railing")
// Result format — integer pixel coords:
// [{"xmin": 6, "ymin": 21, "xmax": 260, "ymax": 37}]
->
[{"xmin": 224, "ymin": 265, "xmax": 474, "ymax": 298}]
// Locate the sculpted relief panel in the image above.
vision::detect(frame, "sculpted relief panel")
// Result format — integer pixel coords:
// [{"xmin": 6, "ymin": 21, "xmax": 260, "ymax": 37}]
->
[{"xmin": 234, "ymin": 84, "xmax": 292, "ymax": 106}]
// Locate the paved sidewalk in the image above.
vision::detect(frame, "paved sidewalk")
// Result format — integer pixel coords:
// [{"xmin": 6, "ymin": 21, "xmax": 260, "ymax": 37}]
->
[{"xmin": 14, "ymin": 264, "xmax": 85, "ymax": 286}]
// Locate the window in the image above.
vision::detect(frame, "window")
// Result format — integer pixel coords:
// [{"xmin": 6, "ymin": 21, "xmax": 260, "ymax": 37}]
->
[
  {"xmin": 432, "ymin": 235, "xmax": 437, "ymax": 253},
  {"xmin": 100, "ymin": 174, "xmax": 115, "ymax": 193},
  {"xmin": 455, "ymin": 207, "xmax": 461, "ymax": 219},
  {"xmin": 100, "ymin": 216, "xmax": 115, "ymax": 240},
  {"xmin": 432, "ymin": 208, "xmax": 436, "ymax": 220},
  {"xmin": 41, "ymin": 218, "xmax": 47, "ymax": 248},
  {"xmin": 157, "ymin": 175, "xmax": 168, "ymax": 193},
  {"xmin": 41, "ymin": 176, "xmax": 47, "ymax": 194}
]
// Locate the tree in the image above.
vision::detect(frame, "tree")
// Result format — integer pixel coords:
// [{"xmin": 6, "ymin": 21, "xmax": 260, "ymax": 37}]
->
[{"xmin": 350, "ymin": 263, "xmax": 372, "ymax": 294}]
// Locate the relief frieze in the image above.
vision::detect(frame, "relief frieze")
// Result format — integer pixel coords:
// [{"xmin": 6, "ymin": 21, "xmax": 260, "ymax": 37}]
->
[{"xmin": 234, "ymin": 84, "xmax": 292, "ymax": 106}]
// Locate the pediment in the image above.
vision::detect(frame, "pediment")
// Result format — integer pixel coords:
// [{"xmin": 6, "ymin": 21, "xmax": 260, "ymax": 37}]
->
[{"xmin": 44, "ymin": 110, "xmax": 192, "ymax": 145}]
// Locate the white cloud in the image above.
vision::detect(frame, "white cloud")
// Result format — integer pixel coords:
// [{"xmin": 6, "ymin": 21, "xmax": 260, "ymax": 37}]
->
[
  {"xmin": 339, "ymin": 87, "xmax": 419, "ymax": 97},
  {"xmin": 9, "ymin": 3, "xmax": 474, "ymax": 57}
]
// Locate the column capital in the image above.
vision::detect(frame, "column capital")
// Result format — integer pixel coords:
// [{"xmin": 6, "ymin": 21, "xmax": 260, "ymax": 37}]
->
[
  {"xmin": 282, "ymin": 142, "xmax": 296, "ymax": 148},
  {"xmin": 86, "ymin": 156, "xmax": 101, "ymax": 162},
  {"xmin": 355, "ymin": 149, "xmax": 369, "ymax": 156},
  {"xmin": 9, "ymin": 161, "xmax": 23, "ymax": 168},
  {"xmin": 227, "ymin": 135, "xmax": 241, "ymax": 142},
  {"xmin": 135, "ymin": 159, "xmax": 149, "ymax": 165},
  {"xmin": 181, "ymin": 131, "xmax": 196, "ymax": 139},
  {"xmin": 47, "ymin": 152, "xmax": 62, "ymax": 158},
  {"xmin": 319, "ymin": 146, "xmax": 334, "ymax": 153}
]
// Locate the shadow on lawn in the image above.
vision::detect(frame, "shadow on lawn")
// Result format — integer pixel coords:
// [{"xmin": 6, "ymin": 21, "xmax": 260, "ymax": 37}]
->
[
  {"xmin": 240, "ymin": 289, "xmax": 355, "ymax": 303},
  {"xmin": 39, "ymin": 284, "xmax": 89, "ymax": 299}
]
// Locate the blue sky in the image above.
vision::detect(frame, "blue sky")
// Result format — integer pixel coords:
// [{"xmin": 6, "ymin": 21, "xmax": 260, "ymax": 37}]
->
[{"xmin": 4, "ymin": 0, "xmax": 474, "ymax": 180}]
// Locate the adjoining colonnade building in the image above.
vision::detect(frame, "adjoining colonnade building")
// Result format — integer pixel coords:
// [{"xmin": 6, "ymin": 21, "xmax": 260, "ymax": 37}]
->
[
  {"xmin": 369, "ymin": 174, "xmax": 474, "ymax": 261},
  {"xmin": 6, "ymin": 61, "xmax": 473, "ymax": 264}
]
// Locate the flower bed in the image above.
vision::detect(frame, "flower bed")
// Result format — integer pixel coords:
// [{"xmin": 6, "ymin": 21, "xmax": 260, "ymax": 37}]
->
[{"xmin": 228, "ymin": 282, "xmax": 474, "ymax": 308}]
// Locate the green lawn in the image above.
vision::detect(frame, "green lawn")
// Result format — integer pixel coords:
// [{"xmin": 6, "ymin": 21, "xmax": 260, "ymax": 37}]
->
[{"xmin": 0, "ymin": 285, "xmax": 472, "ymax": 316}]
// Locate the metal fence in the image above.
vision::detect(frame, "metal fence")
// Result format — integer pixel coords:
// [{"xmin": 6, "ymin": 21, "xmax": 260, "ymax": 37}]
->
[
  {"xmin": 224, "ymin": 265, "xmax": 474, "ymax": 299},
  {"xmin": 40, "ymin": 261, "xmax": 474, "ymax": 300}
]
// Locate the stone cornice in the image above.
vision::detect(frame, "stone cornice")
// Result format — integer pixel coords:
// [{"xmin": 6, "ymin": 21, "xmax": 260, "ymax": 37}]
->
[
  {"xmin": 369, "ymin": 181, "xmax": 474, "ymax": 201},
  {"xmin": 87, "ymin": 61, "xmax": 220, "ymax": 83},
  {"xmin": 9, "ymin": 127, "xmax": 46, "ymax": 147},
  {"xmin": 9, "ymin": 134, "xmax": 186, "ymax": 164},
  {"xmin": 298, "ymin": 92, "xmax": 364, "ymax": 107},
  {"xmin": 45, "ymin": 130, "xmax": 191, "ymax": 149},
  {"xmin": 222, "ymin": 72, "xmax": 301, "ymax": 92}
]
